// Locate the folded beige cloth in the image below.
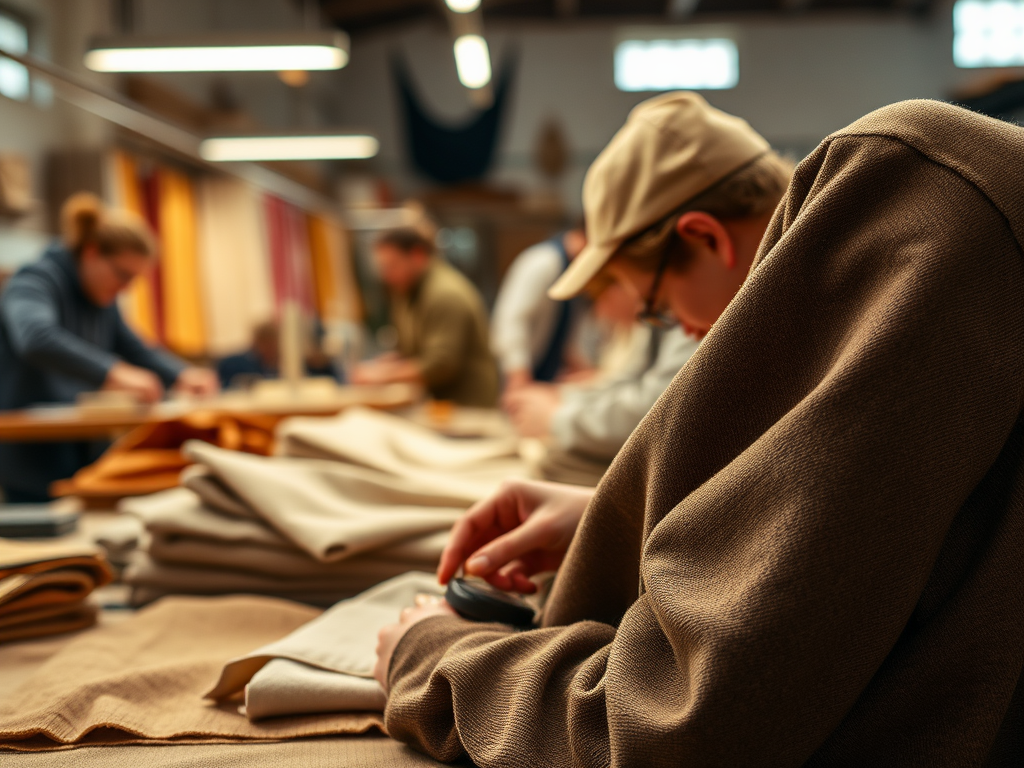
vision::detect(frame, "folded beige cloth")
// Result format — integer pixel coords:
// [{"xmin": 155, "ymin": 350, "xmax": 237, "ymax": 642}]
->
[
  {"xmin": 124, "ymin": 552, "xmax": 423, "ymax": 607},
  {"xmin": 207, "ymin": 571, "xmax": 444, "ymax": 720},
  {"xmin": 0, "ymin": 595, "xmax": 381, "ymax": 751},
  {"xmin": 277, "ymin": 407, "xmax": 527, "ymax": 500},
  {"xmin": 0, "ymin": 540, "xmax": 113, "ymax": 643},
  {"xmin": 181, "ymin": 441, "xmax": 465, "ymax": 561}
]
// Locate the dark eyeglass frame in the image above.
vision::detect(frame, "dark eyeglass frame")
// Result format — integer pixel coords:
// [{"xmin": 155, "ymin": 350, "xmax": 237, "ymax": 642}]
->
[{"xmin": 635, "ymin": 243, "xmax": 678, "ymax": 329}]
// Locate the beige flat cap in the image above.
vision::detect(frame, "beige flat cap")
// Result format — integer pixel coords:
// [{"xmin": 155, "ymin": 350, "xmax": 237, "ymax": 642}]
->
[{"xmin": 549, "ymin": 91, "xmax": 769, "ymax": 300}]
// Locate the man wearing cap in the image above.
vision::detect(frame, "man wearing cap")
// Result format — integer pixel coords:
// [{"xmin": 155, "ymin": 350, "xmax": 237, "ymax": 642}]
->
[
  {"xmin": 503, "ymin": 90, "xmax": 791, "ymax": 484},
  {"xmin": 372, "ymin": 94, "xmax": 1024, "ymax": 766}
]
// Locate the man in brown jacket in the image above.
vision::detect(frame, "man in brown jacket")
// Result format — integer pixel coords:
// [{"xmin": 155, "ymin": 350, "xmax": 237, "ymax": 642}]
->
[
  {"xmin": 352, "ymin": 227, "xmax": 499, "ymax": 407},
  {"xmin": 375, "ymin": 97, "xmax": 1024, "ymax": 766}
]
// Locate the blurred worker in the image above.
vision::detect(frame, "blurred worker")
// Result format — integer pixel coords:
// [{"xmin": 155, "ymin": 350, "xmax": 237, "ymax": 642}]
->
[
  {"xmin": 216, "ymin": 318, "xmax": 339, "ymax": 390},
  {"xmin": 352, "ymin": 226, "xmax": 498, "ymax": 407},
  {"xmin": 505, "ymin": 276, "xmax": 701, "ymax": 484},
  {"xmin": 217, "ymin": 319, "xmax": 280, "ymax": 388},
  {"xmin": 490, "ymin": 225, "xmax": 588, "ymax": 391},
  {"xmin": 0, "ymin": 193, "xmax": 218, "ymax": 502}
]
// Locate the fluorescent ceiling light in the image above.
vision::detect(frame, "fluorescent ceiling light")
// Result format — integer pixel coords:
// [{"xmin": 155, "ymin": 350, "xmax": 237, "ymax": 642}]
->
[
  {"xmin": 445, "ymin": 0, "xmax": 482, "ymax": 11},
  {"xmin": 454, "ymin": 34, "xmax": 491, "ymax": 89},
  {"xmin": 953, "ymin": 0, "xmax": 1024, "ymax": 67},
  {"xmin": 84, "ymin": 31, "xmax": 349, "ymax": 72},
  {"xmin": 615, "ymin": 38, "xmax": 738, "ymax": 91},
  {"xmin": 200, "ymin": 135, "xmax": 379, "ymax": 162}
]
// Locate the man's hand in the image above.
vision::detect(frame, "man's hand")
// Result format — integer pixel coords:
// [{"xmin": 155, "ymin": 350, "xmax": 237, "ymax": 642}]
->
[
  {"xmin": 351, "ymin": 355, "xmax": 423, "ymax": 386},
  {"xmin": 174, "ymin": 366, "xmax": 220, "ymax": 398},
  {"xmin": 373, "ymin": 595, "xmax": 456, "ymax": 694},
  {"xmin": 503, "ymin": 384, "xmax": 561, "ymax": 438}
]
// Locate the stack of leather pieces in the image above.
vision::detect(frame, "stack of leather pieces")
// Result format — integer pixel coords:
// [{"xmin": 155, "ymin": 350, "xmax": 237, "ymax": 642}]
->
[
  {"xmin": 50, "ymin": 411, "xmax": 279, "ymax": 508},
  {"xmin": 0, "ymin": 539, "xmax": 113, "ymax": 643}
]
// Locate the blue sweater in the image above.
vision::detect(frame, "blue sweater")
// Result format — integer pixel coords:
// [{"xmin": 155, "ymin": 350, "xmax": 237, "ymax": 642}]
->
[{"xmin": 0, "ymin": 245, "xmax": 184, "ymax": 497}]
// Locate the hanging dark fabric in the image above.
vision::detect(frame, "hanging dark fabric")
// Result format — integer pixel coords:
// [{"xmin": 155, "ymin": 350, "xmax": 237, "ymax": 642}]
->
[
  {"xmin": 532, "ymin": 236, "xmax": 573, "ymax": 383},
  {"xmin": 392, "ymin": 51, "xmax": 516, "ymax": 185}
]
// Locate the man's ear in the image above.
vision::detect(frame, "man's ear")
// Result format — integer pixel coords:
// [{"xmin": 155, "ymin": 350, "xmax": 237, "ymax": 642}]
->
[{"xmin": 675, "ymin": 211, "xmax": 736, "ymax": 269}]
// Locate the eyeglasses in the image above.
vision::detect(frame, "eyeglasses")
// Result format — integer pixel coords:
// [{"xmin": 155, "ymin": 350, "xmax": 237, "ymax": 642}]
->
[{"xmin": 635, "ymin": 244, "xmax": 678, "ymax": 329}]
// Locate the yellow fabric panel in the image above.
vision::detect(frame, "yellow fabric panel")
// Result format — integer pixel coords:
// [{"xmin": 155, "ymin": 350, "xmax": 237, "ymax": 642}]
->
[
  {"xmin": 307, "ymin": 213, "xmax": 362, "ymax": 322},
  {"xmin": 110, "ymin": 151, "xmax": 159, "ymax": 345},
  {"xmin": 157, "ymin": 167, "xmax": 205, "ymax": 357}
]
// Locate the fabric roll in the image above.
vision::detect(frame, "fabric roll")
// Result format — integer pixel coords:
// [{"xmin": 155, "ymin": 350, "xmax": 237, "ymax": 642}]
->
[
  {"xmin": 0, "ymin": 540, "xmax": 113, "ymax": 643},
  {"xmin": 196, "ymin": 176, "xmax": 275, "ymax": 357},
  {"xmin": 277, "ymin": 407, "xmax": 526, "ymax": 501},
  {"xmin": 181, "ymin": 441, "xmax": 465, "ymax": 561},
  {"xmin": 0, "ymin": 596, "xmax": 381, "ymax": 750},
  {"xmin": 207, "ymin": 572, "xmax": 443, "ymax": 720},
  {"xmin": 180, "ymin": 464, "xmax": 258, "ymax": 519},
  {"xmin": 156, "ymin": 166, "xmax": 206, "ymax": 357}
]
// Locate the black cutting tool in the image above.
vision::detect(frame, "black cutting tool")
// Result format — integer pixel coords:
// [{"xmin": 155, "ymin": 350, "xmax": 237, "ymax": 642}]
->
[{"xmin": 445, "ymin": 577, "xmax": 536, "ymax": 627}]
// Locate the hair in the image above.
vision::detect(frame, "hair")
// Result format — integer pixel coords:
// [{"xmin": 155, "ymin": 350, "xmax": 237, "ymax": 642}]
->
[
  {"xmin": 610, "ymin": 150, "xmax": 795, "ymax": 274},
  {"xmin": 375, "ymin": 226, "xmax": 436, "ymax": 257},
  {"xmin": 60, "ymin": 192, "xmax": 157, "ymax": 261}
]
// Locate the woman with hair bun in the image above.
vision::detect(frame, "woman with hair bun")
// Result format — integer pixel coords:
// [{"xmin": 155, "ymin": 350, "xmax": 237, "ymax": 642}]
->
[{"xmin": 0, "ymin": 192, "xmax": 218, "ymax": 503}]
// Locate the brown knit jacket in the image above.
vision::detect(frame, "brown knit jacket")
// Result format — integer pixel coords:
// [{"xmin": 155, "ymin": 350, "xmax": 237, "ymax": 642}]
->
[{"xmin": 385, "ymin": 100, "xmax": 1024, "ymax": 767}]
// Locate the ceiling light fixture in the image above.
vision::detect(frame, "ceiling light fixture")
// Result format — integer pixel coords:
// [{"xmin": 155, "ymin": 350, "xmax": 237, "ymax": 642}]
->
[
  {"xmin": 453, "ymin": 34, "xmax": 491, "ymax": 89},
  {"xmin": 199, "ymin": 134, "xmax": 379, "ymax": 162},
  {"xmin": 84, "ymin": 31, "xmax": 349, "ymax": 73},
  {"xmin": 445, "ymin": 0, "xmax": 482, "ymax": 12}
]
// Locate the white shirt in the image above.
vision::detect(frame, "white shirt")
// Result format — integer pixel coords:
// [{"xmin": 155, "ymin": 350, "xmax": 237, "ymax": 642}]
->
[
  {"xmin": 551, "ymin": 327, "xmax": 699, "ymax": 461},
  {"xmin": 490, "ymin": 240, "xmax": 565, "ymax": 376}
]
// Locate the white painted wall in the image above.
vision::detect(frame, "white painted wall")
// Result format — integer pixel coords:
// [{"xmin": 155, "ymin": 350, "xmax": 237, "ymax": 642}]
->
[{"xmin": 0, "ymin": 0, "xmax": 114, "ymax": 268}]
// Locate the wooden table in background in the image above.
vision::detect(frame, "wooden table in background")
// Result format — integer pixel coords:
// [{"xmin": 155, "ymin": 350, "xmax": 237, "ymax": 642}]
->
[{"xmin": 0, "ymin": 383, "xmax": 420, "ymax": 443}]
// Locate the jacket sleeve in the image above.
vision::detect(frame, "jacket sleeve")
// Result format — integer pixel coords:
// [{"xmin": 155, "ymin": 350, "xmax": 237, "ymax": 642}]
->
[
  {"xmin": 415, "ymin": 293, "xmax": 473, "ymax": 389},
  {"xmin": 383, "ymin": 136, "xmax": 1024, "ymax": 767},
  {"xmin": 112, "ymin": 310, "xmax": 185, "ymax": 388},
  {"xmin": 0, "ymin": 271, "xmax": 116, "ymax": 385},
  {"xmin": 550, "ymin": 328, "xmax": 699, "ymax": 460}
]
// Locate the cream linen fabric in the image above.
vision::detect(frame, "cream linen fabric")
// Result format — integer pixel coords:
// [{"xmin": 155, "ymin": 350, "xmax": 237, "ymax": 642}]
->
[
  {"xmin": 0, "ymin": 596, "xmax": 381, "ymax": 751},
  {"xmin": 207, "ymin": 572, "xmax": 443, "ymax": 721},
  {"xmin": 277, "ymin": 407, "xmax": 527, "ymax": 501},
  {"xmin": 181, "ymin": 440, "xmax": 465, "ymax": 561}
]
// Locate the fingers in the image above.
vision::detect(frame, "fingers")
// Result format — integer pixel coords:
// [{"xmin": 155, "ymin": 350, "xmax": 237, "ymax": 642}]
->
[
  {"xmin": 438, "ymin": 490, "xmax": 515, "ymax": 584},
  {"xmin": 464, "ymin": 518, "xmax": 550, "ymax": 579}
]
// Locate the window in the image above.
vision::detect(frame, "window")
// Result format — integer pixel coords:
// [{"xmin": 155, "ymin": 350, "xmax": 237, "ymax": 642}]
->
[
  {"xmin": 0, "ymin": 9, "xmax": 29, "ymax": 101},
  {"xmin": 953, "ymin": 0, "xmax": 1024, "ymax": 68},
  {"xmin": 614, "ymin": 37, "xmax": 738, "ymax": 92}
]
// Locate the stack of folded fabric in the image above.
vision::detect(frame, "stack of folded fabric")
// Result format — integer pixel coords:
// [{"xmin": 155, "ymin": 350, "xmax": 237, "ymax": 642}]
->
[
  {"xmin": 119, "ymin": 442, "xmax": 465, "ymax": 606},
  {"xmin": 118, "ymin": 407, "xmax": 528, "ymax": 606},
  {"xmin": 276, "ymin": 406, "xmax": 528, "ymax": 497},
  {"xmin": 0, "ymin": 539, "xmax": 113, "ymax": 643}
]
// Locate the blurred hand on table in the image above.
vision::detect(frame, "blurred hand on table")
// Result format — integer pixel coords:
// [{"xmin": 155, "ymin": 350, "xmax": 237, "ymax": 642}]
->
[
  {"xmin": 174, "ymin": 367, "xmax": 220, "ymax": 398},
  {"xmin": 503, "ymin": 383, "xmax": 561, "ymax": 438},
  {"xmin": 102, "ymin": 361, "xmax": 164, "ymax": 404}
]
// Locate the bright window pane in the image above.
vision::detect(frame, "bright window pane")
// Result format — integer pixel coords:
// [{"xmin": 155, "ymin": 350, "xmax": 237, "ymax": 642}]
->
[
  {"xmin": 615, "ymin": 38, "xmax": 738, "ymax": 91},
  {"xmin": 0, "ymin": 12, "xmax": 29, "ymax": 101},
  {"xmin": 953, "ymin": 0, "xmax": 1024, "ymax": 67}
]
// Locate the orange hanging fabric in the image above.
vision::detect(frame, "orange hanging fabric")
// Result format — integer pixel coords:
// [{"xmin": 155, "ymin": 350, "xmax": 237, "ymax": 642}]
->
[
  {"xmin": 307, "ymin": 213, "xmax": 362, "ymax": 323},
  {"xmin": 109, "ymin": 151, "xmax": 160, "ymax": 345},
  {"xmin": 157, "ymin": 167, "xmax": 206, "ymax": 357}
]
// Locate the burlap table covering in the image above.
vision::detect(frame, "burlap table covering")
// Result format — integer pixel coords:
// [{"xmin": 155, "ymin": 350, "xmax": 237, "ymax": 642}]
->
[{"xmin": 0, "ymin": 595, "xmax": 381, "ymax": 751}]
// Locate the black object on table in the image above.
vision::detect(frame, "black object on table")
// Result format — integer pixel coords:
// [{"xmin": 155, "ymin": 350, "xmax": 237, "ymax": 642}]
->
[{"xmin": 445, "ymin": 577, "xmax": 535, "ymax": 627}]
